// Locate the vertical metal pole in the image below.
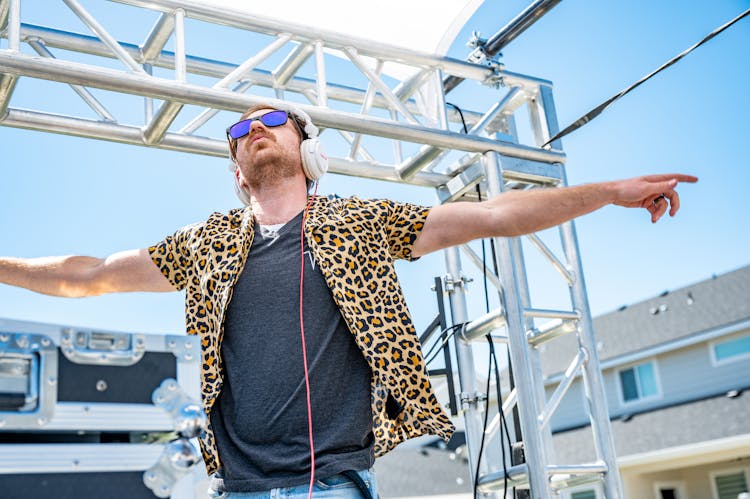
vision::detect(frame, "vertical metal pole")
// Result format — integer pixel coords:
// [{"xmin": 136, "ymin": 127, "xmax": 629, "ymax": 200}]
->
[
  {"xmin": 535, "ymin": 85, "xmax": 623, "ymax": 498},
  {"xmin": 559, "ymin": 217, "xmax": 623, "ymax": 499},
  {"xmin": 143, "ymin": 63, "xmax": 153, "ymax": 123},
  {"xmin": 7, "ymin": 0, "xmax": 20, "ymax": 52},
  {"xmin": 314, "ymin": 40, "xmax": 327, "ymax": 106},
  {"xmin": 483, "ymin": 151, "xmax": 552, "ymax": 499},
  {"xmin": 434, "ymin": 69, "xmax": 449, "ymax": 130},
  {"xmin": 390, "ymin": 109, "xmax": 402, "ymax": 163},
  {"xmin": 173, "ymin": 8, "xmax": 186, "ymax": 82},
  {"xmin": 509, "ymin": 233, "xmax": 558, "ymax": 466},
  {"xmin": 444, "ymin": 246, "xmax": 487, "ymax": 486}
]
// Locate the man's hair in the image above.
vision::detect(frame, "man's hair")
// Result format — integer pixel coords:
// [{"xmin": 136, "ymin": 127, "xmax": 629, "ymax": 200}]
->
[{"xmin": 228, "ymin": 103, "xmax": 309, "ymax": 161}]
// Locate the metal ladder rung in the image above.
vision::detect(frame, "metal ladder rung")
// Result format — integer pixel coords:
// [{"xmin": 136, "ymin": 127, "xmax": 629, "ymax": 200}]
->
[
  {"xmin": 523, "ymin": 307, "xmax": 580, "ymax": 320},
  {"xmin": 475, "ymin": 461, "xmax": 610, "ymax": 494},
  {"xmin": 459, "ymin": 306, "xmax": 507, "ymax": 343},
  {"xmin": 527, "ymin": 317, "xmax": 579, "ymax": 346},
  {"xmin": 476, "ymin": 463, "xmax": 530, "ymax": 492},
  {"xmin": 548, "ymin": 462, "xmax": 608, "ymax": 491}
]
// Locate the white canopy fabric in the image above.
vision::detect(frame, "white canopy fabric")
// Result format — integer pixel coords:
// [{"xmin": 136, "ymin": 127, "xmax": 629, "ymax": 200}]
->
[
  {"xmin": 202, "ymin": 0, "xmax": 484, "ymax": 56},
  {"xmin": 201, "ymin": 1, "xmax": 485, "ymax": 124}
]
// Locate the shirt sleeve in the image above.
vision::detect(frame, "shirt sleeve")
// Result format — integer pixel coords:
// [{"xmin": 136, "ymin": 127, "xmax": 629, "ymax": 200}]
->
[
  {"xmin": 147, "ymin": 222, "xmax": 203, "ymax": 291},
  {"xmin": 380, "ymin": 199, "xmax": 431, "ymax": 261}
]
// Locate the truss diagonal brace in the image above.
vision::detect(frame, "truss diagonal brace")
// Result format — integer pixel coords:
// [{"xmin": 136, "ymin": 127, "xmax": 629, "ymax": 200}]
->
[
  {"xmin": 273, "ymin": 42, "xmax": 313, "ymax": 88},
  {"xmin": 181, "ymin": 80, "xmax": 252, "ymax": 134},
  {"xmin": 62, "ymin": 0, "xmax": 147, "ymax": 75},
  {"xmin": 0, "ymin": 0, "xmax": 9, "ymax": 33},
  {"xmin": 216, "ymin": 34, "xmax": 291, "ymax": 90},
  {"xmin": 349, "ymin": 60, "xmax": 383, "ymax": 160},
  {"xmin": 143, "ymin": 101, "xmax": 183, "ymax": 144},
  {"xmin": 141, "ymin": 12, "xmax": 175, "ymax": 62},
  {"xmin": 28, "ymin": 39, "xmax": 115, "ymax": 122},
  {"xmin": 459, "ymin": 244, "xmax": 502, "ymax": 291},
  {"xmin": 525, "ymin": 232, "xmax": 574, "ymax": 285},
  {"xmin": 0, "ymin": 72, "xmax": 17, "ymax": 117},
  {"xmin": 343, "ymin": 47, "xmax": 419, "ymax": 125}
]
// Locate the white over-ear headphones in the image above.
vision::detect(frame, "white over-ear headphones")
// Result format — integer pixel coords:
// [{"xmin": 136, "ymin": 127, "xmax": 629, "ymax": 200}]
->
[
  {"xmin": 230, "ymin": 104, "xmax": 328, "ymax": 206},
  {"xmin": 285, "ymin": 105, "xmax": 328, "ymax": 182}
]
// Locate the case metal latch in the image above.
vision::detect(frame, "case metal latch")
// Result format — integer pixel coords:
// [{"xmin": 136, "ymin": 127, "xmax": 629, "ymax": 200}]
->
[
  {"xmin": 0, "ymin": 333, "xmax": 57, "ymax": 429},
  {"xmin": 61, "ymin": 328, "xmax": 145, "ymax": 366}
]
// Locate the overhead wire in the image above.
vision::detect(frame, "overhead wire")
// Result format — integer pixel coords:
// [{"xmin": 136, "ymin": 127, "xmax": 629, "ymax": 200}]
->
[{"xmin": 543, "ymin": 7, "xmax": 750, "ymax": 147}]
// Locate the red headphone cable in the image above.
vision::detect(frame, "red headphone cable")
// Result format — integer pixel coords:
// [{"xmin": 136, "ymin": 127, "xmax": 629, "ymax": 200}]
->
[{"xmin": 299, "ymin": 182, "xmax": 319, "ymax": 499}]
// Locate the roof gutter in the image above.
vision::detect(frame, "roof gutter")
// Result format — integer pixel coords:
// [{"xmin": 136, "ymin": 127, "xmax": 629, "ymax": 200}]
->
[{"xmin": 617, "ymin": 433, "xmax": 750, "ymax": 471}]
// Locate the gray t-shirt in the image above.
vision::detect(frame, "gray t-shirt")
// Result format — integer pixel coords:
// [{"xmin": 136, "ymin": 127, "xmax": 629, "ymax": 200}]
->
[{"xmin": 211, "ymin": 210, "xmax": 374, "ymax": 492}]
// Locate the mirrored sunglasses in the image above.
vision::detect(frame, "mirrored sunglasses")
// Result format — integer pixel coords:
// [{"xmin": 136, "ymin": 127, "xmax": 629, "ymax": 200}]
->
[{"xmin": 226, "ymin": 110, "xmax": 289, "ymax": 140}]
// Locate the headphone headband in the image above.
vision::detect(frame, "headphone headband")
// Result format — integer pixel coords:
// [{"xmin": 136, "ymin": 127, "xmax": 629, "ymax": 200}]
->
[{"xmin": 278, "ymin": 104, "xmax": 319, "ymax": 141}]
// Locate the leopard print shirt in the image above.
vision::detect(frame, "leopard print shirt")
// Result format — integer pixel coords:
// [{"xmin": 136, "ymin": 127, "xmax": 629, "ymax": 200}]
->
[{"xmin": 148, "ymin": 195, "xmax": 455, "ymax": 475}]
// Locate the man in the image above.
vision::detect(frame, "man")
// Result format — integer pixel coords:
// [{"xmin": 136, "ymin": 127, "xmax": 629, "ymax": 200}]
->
[{"xmin": 0, "ymin": 104, "xmax": 696, "ymax": 499}]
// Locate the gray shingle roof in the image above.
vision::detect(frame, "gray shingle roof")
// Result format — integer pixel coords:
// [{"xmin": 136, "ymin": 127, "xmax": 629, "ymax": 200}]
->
[
  {"xmin": 552, "ymin": 390, "xmax": 750, "ymax": 463},
  {"xmin": 541, "ymin": 265, "xmax": 750, "ymax": 375}
]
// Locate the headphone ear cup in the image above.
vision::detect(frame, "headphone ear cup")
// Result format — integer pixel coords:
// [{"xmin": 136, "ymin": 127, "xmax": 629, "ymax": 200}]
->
[{"xmin": 300, "ymin": 138, "xmax": 328, "ymax": 181}]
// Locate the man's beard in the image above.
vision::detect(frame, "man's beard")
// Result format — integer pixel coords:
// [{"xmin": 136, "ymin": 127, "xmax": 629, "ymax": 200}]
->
[
  {"xmin": 240, "ymin": 139, "xmax": 302, "ymax": 188},
  {"xmin": 244, "ymin": 159, "xmax": 299, "ymax": 188}
]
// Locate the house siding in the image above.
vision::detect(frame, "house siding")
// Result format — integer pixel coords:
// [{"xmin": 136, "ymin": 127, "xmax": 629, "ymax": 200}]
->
[{"xmin": 546, "ymin": 334, "xmax": 750, "ymax": 432}]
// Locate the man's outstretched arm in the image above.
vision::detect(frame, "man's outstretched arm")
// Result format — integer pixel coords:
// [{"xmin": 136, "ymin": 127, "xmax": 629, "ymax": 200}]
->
[
  {"xmin": 0, "ymin": 248, "xmax": 175, "ymax": 297},
  {"xmin": 412, "ymin": 173, "xmax": 698, "ymax": 258}
]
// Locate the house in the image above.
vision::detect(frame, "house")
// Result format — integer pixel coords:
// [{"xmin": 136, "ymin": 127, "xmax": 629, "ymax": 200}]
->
[{"xmin": 541, "ymin": 265, "xmax": 750, "ymax": 499}]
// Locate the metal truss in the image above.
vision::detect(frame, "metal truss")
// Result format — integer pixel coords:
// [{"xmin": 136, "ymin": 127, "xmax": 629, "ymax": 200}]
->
[{"xmin": 0, "ymin": 1, "xmax": 624, "ymax": 498}]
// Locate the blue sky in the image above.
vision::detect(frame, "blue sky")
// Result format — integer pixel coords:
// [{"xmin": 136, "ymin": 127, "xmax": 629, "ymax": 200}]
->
[{"xmin": 0, "ymin": 0, "xmax": 748, "ymax": 339}]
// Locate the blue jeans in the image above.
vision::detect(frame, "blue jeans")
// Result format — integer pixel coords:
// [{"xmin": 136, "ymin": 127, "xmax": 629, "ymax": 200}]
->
[{"xmin": 209, "ymin": 469, "xmax": 377, "ymax": 499}]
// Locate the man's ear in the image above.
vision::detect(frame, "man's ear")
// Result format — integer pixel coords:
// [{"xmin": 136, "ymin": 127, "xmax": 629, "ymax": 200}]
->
[{"xmin": 234, "ymin": 165, "xmax": 247, "ymax": 190}]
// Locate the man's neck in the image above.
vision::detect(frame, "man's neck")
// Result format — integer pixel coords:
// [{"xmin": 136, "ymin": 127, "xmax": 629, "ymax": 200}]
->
[{"xmin": 247, "ymin": 177, "xmax": 310, "ymax": 226}]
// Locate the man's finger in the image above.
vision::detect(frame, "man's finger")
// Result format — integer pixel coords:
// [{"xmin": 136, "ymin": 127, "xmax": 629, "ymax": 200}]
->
[
  {"xmin": 643, "ymin": 173, "xmax": 699, "ymax": 183},
  {"xmin": 651, "ymin": 196, "xmax": 666, "ymax": 223},
  {"xmin": 665, "ymin": 189, "xmax": 680, "ymax": 216}
]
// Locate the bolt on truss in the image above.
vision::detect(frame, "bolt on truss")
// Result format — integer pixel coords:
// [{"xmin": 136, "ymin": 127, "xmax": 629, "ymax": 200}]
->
[{"xmin": 0, "ymin": 1, "xmax": 624, "ymax": 497}]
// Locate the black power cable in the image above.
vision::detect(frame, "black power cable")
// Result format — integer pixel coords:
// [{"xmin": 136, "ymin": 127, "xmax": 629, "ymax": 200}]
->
[
  {"xmin": 474, "ymin": 344, "xmax": 494, "ymax": 499},
  {"xmin": 543, "ymin": 8, "xmax": 750, "ymax": 147},
  {"xmin": 446, "ymin": 102, "xmax": 469, "ymax": 134},
  {"xmin": 424, "ymin": 323, "xmax": 467, "ymax": 366}
]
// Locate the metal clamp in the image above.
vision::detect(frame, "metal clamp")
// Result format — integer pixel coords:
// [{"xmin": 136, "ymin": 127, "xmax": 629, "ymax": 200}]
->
[
  {"xmin": 460, "ymin": 391, "xmax": 487, "ymax": 408},
  {"xmin": 143, "ymin": 437, "xmax": 201, "ymax": 498},
  {"xmin": 145, "ymin": 378, "xmax": 207, "ymax": 498},
  {"xmin": 440, "ymin": 273, "xmax": 473, "ymax": 294},
  {"xmin": 60, "ymin": 328, "xmax": 145, "ymax": 366},
  {"xmin": 0, "ymin": 332, "xmax": 57, "ymax": 429},
  {"xmin": 152, "ymin": 378, "xmax": 207, "ymax": 439}
]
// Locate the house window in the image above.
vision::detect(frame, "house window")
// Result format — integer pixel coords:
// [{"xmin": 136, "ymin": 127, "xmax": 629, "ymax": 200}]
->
[
  {"xmin": 713, "ymin": 470, "xmax": 748, "ymax": 499},
  {"xmin": 571, "ymin": 490, "xmax": 597, "ymax": 499},
  {"xmin": 654, "ymin": 482, "xmax": 686, "ymax": 499},
  {"xmin": 713, "ymin": 333, "xmax": 750, "ymax": 364},
  {"xmin": 618, "ymin": 361, "xmax": 658, "ymax": 402}
]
